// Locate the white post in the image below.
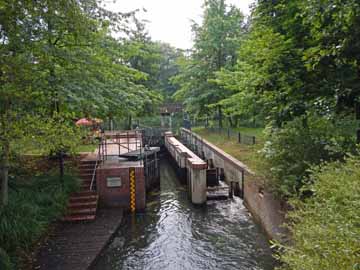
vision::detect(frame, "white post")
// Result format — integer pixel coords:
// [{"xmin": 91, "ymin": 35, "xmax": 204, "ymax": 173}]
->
[{"xmin": 190, "ymin": 168, "xmax": 207, "ymax": 204}]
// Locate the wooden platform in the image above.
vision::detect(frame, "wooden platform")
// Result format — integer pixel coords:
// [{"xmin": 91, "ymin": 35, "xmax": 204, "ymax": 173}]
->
[{"xmin": 34, "ymin": 209, "xmax": 123, "ymax": 270}]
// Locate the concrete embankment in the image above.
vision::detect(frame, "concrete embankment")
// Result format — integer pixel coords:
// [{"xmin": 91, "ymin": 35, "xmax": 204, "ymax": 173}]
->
[{"xmin": 180, "ymin": 128, "xmax": 288, "ymax": 242}]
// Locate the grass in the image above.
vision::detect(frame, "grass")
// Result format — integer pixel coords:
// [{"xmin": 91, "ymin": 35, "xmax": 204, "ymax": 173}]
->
[
  {"xmin": 15, "ymin": 140, "xmax": 98, "ymax": 155},
  {"xmin": 192, "ymin": 127, "xmax": 267, "ymax": 177},
  {"xmin": 75, "ymin": 143, "xmax": 98, "ymax": 153},
  {"xmin": 0, "ymin": 172, "xmax": 79, "ymax": 269}
]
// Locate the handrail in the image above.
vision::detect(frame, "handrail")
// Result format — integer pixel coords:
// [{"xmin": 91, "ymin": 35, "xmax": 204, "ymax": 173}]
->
[
  {"xmin": 89, "ymin": 157, "xmax": 98, "ymax": 191},
  {"xmin": 90, "ymin": 139, "xmax": 103, "ymax": 191}
]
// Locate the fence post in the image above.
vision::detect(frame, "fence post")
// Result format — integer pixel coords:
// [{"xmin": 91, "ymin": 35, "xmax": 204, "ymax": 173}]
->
[
  {"xmin": 241, "ymin": 170, "xmax": 245, "ymax": 199},
  {"xmin": 252, "ymin": 136, "xmax": 256, "ymax": 145},
  {"xmin": 238, "ymin": 132, "xmax": 241, "ymax": 144},
  {"xmin": 356, "ymin": 102, "xmax": 360, "ymax": 144},
  {"xmin": 227, "ymin": 128, "xmax": 230, "ymax": 139}
]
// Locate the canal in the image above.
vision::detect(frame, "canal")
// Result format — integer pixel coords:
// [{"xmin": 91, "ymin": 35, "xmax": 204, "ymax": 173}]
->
[{"xmin": 92, "ymin": 159, "xmax": 275, "ymax": 270}]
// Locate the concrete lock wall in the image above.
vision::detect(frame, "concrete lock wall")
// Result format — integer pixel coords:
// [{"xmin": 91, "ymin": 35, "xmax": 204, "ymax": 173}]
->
[
  {"xmin": 165, "ymin": 131, "xmax": 207, "ymax": 204},
  {"xmin": 189, "ymin": 168, "xmax": 207, "ymax": 204},
  {"xmin": 180, "ymin": 128, "xmax": 287, "ymax": 242},
  {"xmin": 180, "ymin": 128, "xmax": 248, "ymax": 195}
]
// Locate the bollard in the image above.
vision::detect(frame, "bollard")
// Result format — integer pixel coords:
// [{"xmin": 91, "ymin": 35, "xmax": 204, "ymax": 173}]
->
[
  {"xmin": 252, "ymin": 136, "xmax": 256, "ymax": 145},
  {"xmin": 227, "ymin": 128, "xmax": 230, "ymax": 139},
  {"xmin": 238, "ymin": 132, "xmax": 241, "ymax": 144}
]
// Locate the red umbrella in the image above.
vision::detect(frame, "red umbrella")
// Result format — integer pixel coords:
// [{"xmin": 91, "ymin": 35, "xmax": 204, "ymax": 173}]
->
[{"xmin": 76, "ymin": 118, "xmax": 92, "ymax": 126}]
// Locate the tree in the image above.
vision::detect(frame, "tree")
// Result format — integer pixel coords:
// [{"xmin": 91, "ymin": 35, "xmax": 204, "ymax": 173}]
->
[
  {"xmin": 216, "ymin": 0, "xmax": 360, "ymax": 128},
  {"xmin": 156, "ymin": 42, "xmax": 183, "ymax": 99},
  {"xmin": 0, "ymin": 0, "xmax": 43, "ymax": 206},
  {"xmin": 0, "ymin": 0, "xmax": 160, "ymax": 206},
  {"xmin": 173, "ymin": 0, "xmax": 245, "ymax": 124}
]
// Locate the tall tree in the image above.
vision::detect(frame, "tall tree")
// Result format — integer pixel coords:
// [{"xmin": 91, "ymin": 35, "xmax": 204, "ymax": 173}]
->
[
  {"xmin": 0, "ymin": 0, "xmax": 160, "ymax": 206},
  {"xmin": 173, "ymin": 0, "xmax": 245, "ymax": 124}
]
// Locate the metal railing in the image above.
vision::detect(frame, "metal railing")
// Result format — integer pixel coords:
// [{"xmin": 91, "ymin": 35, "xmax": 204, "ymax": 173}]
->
[
  {"xmin": 89, "ymin": 157, "xmax": 99, "ymax": 191},
  {"xmin": 205, "ymin": 127, "xmax": 256, "ymax": 145},
  {"xmin": 98, "ymin": 130, "xmax": 143, "ymax": 162}
]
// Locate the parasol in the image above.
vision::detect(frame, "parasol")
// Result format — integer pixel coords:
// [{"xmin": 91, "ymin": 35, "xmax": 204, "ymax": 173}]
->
[{"xmin": 76, "ymin": 118, "xmax": 92, "ymax": 126}]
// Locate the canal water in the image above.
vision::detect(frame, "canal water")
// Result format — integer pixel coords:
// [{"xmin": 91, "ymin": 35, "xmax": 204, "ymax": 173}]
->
[{"xmin": 92, "ymin": 160, "xmax": 275, "ymax": 270}]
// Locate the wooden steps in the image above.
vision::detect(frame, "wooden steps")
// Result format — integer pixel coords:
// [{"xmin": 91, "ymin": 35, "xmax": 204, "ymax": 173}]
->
[{"xmin": 63, "ymin": 158, "xmax": 99, "ymax": 222}]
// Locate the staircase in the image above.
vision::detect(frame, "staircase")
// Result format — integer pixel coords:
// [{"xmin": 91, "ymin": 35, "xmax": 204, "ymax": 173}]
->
[{"xmin": 63, "ymin": 158, "xmax": 99, "ymax": 222}]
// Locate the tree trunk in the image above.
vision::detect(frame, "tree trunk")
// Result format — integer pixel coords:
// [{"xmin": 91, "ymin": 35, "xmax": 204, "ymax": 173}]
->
[
  {"xmin": 1, "ymin": 141, "xmax": 10, "ymax": 207},
  {"xmin": 228, "ymin": 117, "xmax": 234, "ymax": 128},
  {"xmin": 128, "ymin": 115, "xmax": 132, "ymax": 130},
  {"xmin": 233, "ymin": 116, "xmax": 239, "ymax": 128},
  {"xmin": 356, "ymin": 102, "xmax": 360, "ymax": 144},
  {"xmin": 218, "ymin": 105, "xmax": 223, "ymax": 128},
  {"xmin": 58, "ymin": 151, "xmax": 64, "ymax": 184}
]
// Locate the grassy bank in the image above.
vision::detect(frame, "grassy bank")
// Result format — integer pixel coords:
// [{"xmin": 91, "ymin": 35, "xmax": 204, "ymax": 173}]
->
[
  {"xmin": 192, "ymin": 127, "xmax": 266, "ymax": 176},
  {"xmin": 18, "ymin": 141, "xmax": 98, "ymax": 155},
  {"xmin": 0, "ymin": 172, "xmax": 79, "ymax": 269},
  {"xmin": 75, "ymin": 143, "xmax": 98, "ymax": 153}
]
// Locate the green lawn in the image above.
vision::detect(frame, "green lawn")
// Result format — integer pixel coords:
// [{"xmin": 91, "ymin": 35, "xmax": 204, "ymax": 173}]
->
[
  {"xmin": 75, "ymin": 143, "xmax": 98, "ymax": 153},
  {"xmin": 192, "ymin": 127, "xmax": 267, "ymax": 176},
  {"xmin": 18, "ymin": 141, "xmax": 98, "ymax": 155}
]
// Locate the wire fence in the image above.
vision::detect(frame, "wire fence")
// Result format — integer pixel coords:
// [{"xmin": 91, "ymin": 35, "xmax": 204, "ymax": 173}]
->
[{"xmin": 203, "ymin": 126, "xmax": 257, "ymax": 145}]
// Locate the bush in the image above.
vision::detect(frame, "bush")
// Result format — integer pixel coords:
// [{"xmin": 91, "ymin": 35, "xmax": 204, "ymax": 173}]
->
[
  {"xmin": 277, "ymin": 156, "xmax": 360, "ymax": 270},
  {"xmin": 0, "ymin": 174, "xmax": 79, "ymax": 267},
  {"xmin": 262, "ymin": 114, "xmax": 357, "ymax": 198},
  {"xmin": 0, "ymin": 248, "xmax": 12, "ymax": 270}
]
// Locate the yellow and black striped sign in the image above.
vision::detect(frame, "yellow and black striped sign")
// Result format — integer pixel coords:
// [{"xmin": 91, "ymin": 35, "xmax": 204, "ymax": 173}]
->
[{"xmin": 129, "ymin": 167, "xmax": 136, "ymax": 212}]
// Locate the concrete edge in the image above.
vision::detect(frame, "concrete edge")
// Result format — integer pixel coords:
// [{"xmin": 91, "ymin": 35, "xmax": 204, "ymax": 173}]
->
[{"xmin": 180, "ymin": 128, "xmax": 255, "ymax": 175}]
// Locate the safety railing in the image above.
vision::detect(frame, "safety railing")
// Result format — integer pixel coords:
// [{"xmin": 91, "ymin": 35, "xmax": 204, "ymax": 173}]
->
[
  {"xmin": 89, "ymin": 157, "xmax": 99, "ymax": 191},
  {"xmin": 98, "ymin": 130, "xmax": 143, "ymax": 162}
]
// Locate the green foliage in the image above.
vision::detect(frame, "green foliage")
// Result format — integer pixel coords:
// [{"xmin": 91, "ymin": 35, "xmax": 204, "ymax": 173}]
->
[
  {"xmin": 0, "ymin": 248, "xmax": 12, "ymax": 270},
  {"xmin": 262, "ymin": 114, "xmax": 357, "ymax": 198},
  {"xmin": 214, "ymin": 0, "xmax": 360, "ymax": 126},
  {"xmin": 155, "ymin": 43, "xmax": 184, "ymax": 99},
  {"xmin": 215, "ymin": 25, "xmax": 299, "ymax": 125},
  {"xmin": 276, "ymin": 156, "xmax": 360, "ymax": 270},
  {"xmin": 0, "ymin": 0, "xmax": 167, "ymax": 206},
  {"xmin": 0, "ymin": 173, "xmax": 79, "ymax": 267},
  {"xmin": 172, "ymin": 0, "xmax": 245, "ymax": 116}
]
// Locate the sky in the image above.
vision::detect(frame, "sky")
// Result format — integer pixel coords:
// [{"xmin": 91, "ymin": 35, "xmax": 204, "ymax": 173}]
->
[{"xmin": 103, "ymin": 0, "xmax": 254, "ymax": 49}]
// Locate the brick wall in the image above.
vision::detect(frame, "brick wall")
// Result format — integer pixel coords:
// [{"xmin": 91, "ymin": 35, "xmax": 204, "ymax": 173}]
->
[{"xmin": 96, "ymin": 165, "xmax": 146, "ymax": 211}]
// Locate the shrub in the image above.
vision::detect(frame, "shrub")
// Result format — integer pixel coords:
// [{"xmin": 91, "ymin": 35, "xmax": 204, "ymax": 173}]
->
[
  {"xmin": 277, "ymin": 156, "xmax": 360, "ymax": 270},
  {"xmin": 0, "ymin": 248, "xmax": 12, "ymax": 270},
  {"xmin": 262, "ymin": 114, "xmax": 357, "ymax": 198},
  {"xmin": 0, "ymin": 173, "xmax": 79, "ymax": 267}
]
